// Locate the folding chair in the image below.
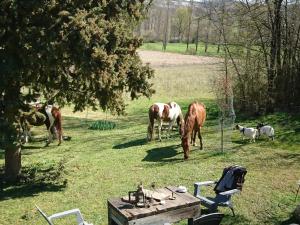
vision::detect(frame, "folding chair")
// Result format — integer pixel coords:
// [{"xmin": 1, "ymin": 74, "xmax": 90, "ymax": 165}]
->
[
  {"xmin": 194, "ymin": 165, "xmax": 247, "ymax": 216},
  {"xmin": 36, "ymin": 205, "xmax": 93, "ymax": 225},
  {"xmin": 192, "ymin": 213, "xmax": 224, "ymax": 225}
]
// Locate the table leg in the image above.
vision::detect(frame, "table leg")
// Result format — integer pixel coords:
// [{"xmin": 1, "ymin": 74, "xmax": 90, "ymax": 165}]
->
[
  {"xmin": 188, "ymin": 218, "xmax": 194, "ymax": 225},
  {"xmin": 108, "ymin": 207, "xmax": 118, "ymax": 225}
]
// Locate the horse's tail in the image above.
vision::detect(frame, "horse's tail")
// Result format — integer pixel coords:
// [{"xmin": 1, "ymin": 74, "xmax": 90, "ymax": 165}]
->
[
  {"xmin": 177, "ymin": 112, "xmax": 184, "ymax": 137},
  {"xmin": 147, "ymin": 106, "xmax": 156, "ymax": 141},
  {"xmin": 54, "ymin": 110, "xmax": 63, "ymax": 144},
  {"xmin": 197, "ymin": 102, "xmax": 206, "ymax": 127}
]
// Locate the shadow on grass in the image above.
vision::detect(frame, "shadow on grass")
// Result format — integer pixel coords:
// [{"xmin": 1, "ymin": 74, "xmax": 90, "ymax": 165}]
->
[
  {"xmin": 0, "ymin": 149, "xmax": 4, "ymax": 160},
  {"xmin": 22, "ymin": 145, "xmax": 43, "ymax": 150},
  {"xmin": 231, "ymin": 140, "xmax": 251, "ymax": 150},
  {"xmin": 222, "ymin": 214, "xmax": 252, "ymax": 224},
  {"xmin": 142, "ymin": 145, "xmax": 182, "ymax": 163},
  {"xmin": 0, "ymin": 160, "xmax": 67, "ymax": 201},
  {"xmin": 280, "ymin": 217, "xmax": 299, "ymax": 225},
  {"xmin": 113, "ymin": 138, "xmax": 148, "ymax": 150}
]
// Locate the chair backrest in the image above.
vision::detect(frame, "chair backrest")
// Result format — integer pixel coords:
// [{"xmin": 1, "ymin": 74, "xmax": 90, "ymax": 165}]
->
[
  {"xmin": 214, "ymin": 165, "xmax": 247, "ymax": 194},
  {"xmin": 193, "ymin": 213, "xmax": 224, "ymax": 225},
  {"xmin": 35, "ymin": 205, "xmax": 54, "ymax": 225}
]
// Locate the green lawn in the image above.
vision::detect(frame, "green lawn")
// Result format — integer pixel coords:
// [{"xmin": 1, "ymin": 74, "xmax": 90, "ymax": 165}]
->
[
  {"xmin": 0, "ymin": 63, "xmax": 300, "ymax": 225},
  {"xmin": 140, "ymin": 42, "xmax": 225, "ymax": 57}
]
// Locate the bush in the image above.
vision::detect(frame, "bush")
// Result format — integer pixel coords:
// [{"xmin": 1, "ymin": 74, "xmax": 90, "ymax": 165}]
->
[{"xmin": 89, "ymin": 120, "xmax": 116, "ymax": 130}]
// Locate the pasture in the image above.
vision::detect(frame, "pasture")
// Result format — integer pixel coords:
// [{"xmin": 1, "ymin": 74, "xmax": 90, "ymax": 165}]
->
[
  {"xmin": 0, "ymin": 50, "xmax": 300, "ymax": 225},
  {"xmin": 140, "ymin": 42, "xmax": 225, "ymax": 57}
]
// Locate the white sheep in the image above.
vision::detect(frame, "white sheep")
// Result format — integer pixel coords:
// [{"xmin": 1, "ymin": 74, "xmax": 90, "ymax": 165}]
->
[
  {"xmin": 256, "ymin": 123, "xmax": 275, "ymax": 140},
  {"xmin": 235, "ymin": 124, "xmax": 258, "ymax": 142}
]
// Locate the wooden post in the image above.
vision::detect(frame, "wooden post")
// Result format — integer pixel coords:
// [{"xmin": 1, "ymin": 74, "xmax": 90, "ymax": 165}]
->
[{"xmin": 221, "ymin": 116, "xmax": 224, "ymax": 153}]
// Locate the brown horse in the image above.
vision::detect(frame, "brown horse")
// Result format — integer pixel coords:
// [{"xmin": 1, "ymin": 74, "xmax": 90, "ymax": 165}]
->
[
  {"xmin": 20, "ymin": 104, "xmax": 63, "ymax": 146},
  {"xmin": 181, "ymin": 102, "xmax": 206, "ymax": 159}
]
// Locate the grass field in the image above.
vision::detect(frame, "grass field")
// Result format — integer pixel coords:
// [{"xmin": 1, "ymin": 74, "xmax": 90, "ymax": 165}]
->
[
  {"xmin": 140, "ymin": 42, "xmax": 225, "ymax": 57},
  {"xmin": 0, "ymin": 52, "xmax": 300, "ymax": 225}
]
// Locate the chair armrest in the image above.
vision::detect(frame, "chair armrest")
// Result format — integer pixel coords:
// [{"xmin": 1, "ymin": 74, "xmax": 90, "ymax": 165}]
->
[
  {"xmin": 48, "ymin": 208, "xmax": 84, "ymax": 224},
  {"xmin": 219, "ymin": 189, "xmax": 240, "ymax": 196},
  {"xmin": 195, "ymin": 181, "xmax": 216, "ymax": 186},
  {"xmin": 194, "ymin": 181, "xmax": 217, "ymax": 197}
]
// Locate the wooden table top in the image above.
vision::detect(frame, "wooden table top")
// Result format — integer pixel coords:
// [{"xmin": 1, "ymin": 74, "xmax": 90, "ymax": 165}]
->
[{"xmin": 108, "ymin": 186, "xmax": 201, "ymax": 221}]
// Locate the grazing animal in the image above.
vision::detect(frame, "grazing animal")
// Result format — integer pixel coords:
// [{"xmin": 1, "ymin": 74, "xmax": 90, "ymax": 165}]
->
[
  {"xmin": 256, "ymin": 123, "xmax": 275, "ymax": 140},
  {"xmin": 235, "ymin": 124, "xmax": 258, "ymax": 142},
  {"xmin": 181, "ymin": 102, "xmax": 206, "ymax": 160},
  {"xmin": 20, "ymin": 104, "xmax": 63, "ymax": 146},
  {"xmin": 147, "ymin": 102, "xmax": 184, "ymax": 141}
]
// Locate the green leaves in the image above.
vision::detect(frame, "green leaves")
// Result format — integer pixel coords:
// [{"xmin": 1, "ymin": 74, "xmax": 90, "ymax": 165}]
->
[{"xmin": 0, "ymin": 0, "xmax": 154, "ymax": 116}]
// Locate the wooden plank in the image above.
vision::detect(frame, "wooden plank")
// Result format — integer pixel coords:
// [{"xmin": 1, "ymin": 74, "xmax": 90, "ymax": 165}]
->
[
  {"xmin": 108, "ymin": 199, "xmax": 135, "ymax": 219},
  {"xmin": 128, "ymin": 205, "xmax": 200, "ymax": 225},
  {"xmin": 166, "ymin": 186, "xmax": 200, "ymax": 205},
  {"xmin": 144, "ymin": 188, "xmax": 170, "ymax": 201},
  {"xmin": 108, "ymin": 203, "xmax": 128, "ymax": 225}
]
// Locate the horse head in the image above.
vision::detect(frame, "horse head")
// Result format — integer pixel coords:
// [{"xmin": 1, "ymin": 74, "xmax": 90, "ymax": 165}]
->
[{"xmin": 181, "ymin": 135, "xmax": 190, "ymax": 160}]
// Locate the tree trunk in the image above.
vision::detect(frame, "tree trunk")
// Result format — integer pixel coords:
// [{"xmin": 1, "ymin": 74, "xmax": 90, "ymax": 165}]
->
[
  {"xmin": 5, "ymin": 145, "xmax": 22, "ymax": 181},
  {"xmin": 2, "ymin": 84, "xmax": 22, "ymax": 181},
  {"xmin": 195, "ymin": 18, "xmax": 200, "ymax": 53},
  {"xmin": 163, "ymin": 0, "xmax": 170, "ymax": 51},
  {"xmin": 266, "ymin": 0, "xmax": 283, "ymax": 113},
  {"xmin": 186, "ymin": 0, "xmax": 193, "ymax": 51}
]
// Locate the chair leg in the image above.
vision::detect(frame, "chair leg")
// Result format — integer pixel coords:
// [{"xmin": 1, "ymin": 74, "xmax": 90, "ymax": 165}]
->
[{"xmin": 229, "ymin": 206, "xmax": 235, "ymax": 217}]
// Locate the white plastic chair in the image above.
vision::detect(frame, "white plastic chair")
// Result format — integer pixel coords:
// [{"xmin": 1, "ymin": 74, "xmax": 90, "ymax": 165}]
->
[{"xmin": 36, "ymin": 205, "xmax": 93, "ymax": 225}]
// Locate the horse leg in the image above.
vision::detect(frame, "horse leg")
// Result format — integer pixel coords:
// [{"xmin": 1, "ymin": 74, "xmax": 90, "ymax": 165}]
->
[
  {"xmin": 45, "ymin": 127, "xmax": 52, "ymax": 146},
  {"xmin": 147, "ymin": 124, "xmax": 153, "ymax": 141},
  {"xmin": 57, "ymin": 127, "xmax": 62, "ymax": 146},
  {"xmin": 192, "ymin": 129, "xmax": 197, "ymax": 146},
  {"xmin": 198, "ymin": 128, "xmax": 203, "ymax": 150},
  {"xmin": 25, "ymin": 124, "xmax": 32, "ymax": 143},
  {"xmin": 158, "ymin": 119, "xmax": 163, "ymax": 141},
  {"xmin": 167, "ymin": 120, "xmax": 175, "ymax": 139},
  {"xmin": 54, "ymin": 113, "xmax": 63, "ymax": 146},
  {"xmin": 45, "ymin": 121, "xmax": 54, "ymax": 146}
]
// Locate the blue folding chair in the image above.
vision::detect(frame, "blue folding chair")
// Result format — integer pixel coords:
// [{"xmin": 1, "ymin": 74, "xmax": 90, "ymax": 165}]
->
[{"xmin": 194, "ymin": 165, "xmax": 247, "ymax": 216}]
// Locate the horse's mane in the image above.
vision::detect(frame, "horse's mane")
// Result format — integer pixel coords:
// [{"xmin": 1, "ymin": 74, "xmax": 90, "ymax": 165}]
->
[{"xmin": 183, "ymin": 107, "xmax": 195, "ymax": 139}]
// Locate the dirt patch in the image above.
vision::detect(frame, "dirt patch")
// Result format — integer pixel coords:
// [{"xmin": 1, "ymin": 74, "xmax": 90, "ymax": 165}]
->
[{"xmin": 138, "ymin": 50, "xmax": 222, "ymax": 67}]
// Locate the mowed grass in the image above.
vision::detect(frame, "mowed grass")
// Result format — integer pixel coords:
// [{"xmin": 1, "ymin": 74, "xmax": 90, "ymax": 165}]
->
[
  {"xmin": 140, "ymin": 42, "xmax": 225, "ymax": 57},
  {"xmin": 1, "ymin": 62, "xmax": 300, "ymax": 225}
]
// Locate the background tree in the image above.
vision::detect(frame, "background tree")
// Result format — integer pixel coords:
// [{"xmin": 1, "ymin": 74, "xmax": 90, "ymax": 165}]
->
[
  {"xmin": 163, "ymin": 0, "xmax": 171, "ymax": 50},
  {"xmin": 172, "ymin": 7, "xmax": 189, "ymax": 42},
  {"xmin": 186, "ymin": 0, "xmax": 194, "ymax": 51},
  {"xmin": 0, "ymin": 0, "xmax": 154, "ymax": 181}
]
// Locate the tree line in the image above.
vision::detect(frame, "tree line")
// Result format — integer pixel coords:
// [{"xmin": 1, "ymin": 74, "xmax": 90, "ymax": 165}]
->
[{"xmin": 140, "ymin": 0, "xmax": 300, "ymax": 114}]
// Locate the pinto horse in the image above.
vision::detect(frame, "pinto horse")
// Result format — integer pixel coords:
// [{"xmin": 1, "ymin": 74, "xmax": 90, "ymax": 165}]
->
[
  {"xmin": 147, "ymin": 102, "xmax": 184, "ymax": 141},
  {"xmin": 181, "ymin": 102, "xmax": 206, "ymax": 159},
  {"xmin": 20, "ymin": 104, "xmax": 63, "ymax": 146}
]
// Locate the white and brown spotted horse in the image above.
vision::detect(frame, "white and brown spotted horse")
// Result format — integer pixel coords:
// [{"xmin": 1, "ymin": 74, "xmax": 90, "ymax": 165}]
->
[
  {"xmin": 147, "ymin": 102, "xmax": 184, "ymax": 141},
  {"xmin": 20, "ymin": 104, "xmax": 63, "ymax": 146}
]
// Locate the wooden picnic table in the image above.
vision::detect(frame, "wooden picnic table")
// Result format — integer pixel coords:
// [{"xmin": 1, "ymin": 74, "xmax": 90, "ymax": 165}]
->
[{"xmin": 107, "ymin": 186, "xmax": 201, "ymax": 225}]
